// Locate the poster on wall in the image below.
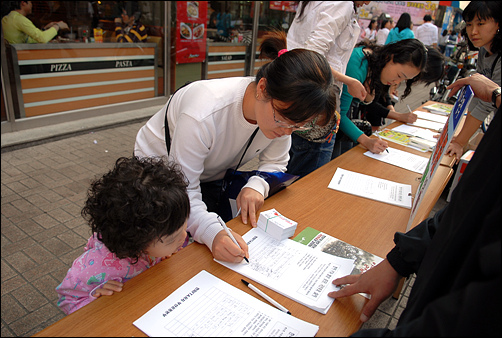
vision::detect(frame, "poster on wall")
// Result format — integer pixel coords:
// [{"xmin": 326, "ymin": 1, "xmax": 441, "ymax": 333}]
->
[
  {"xmin": 358, "ymin": 1, "xmax": 440, "ymax": 27},
  {"xmin": 176, "ymin": 1, "xmax": 208, "ymax": 64},
  {"xmin": 269, "ymin": 1, "xmax": 298, "ymax": 12}
]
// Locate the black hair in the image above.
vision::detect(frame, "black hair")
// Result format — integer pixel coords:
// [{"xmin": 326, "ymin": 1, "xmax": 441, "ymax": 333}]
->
[
  {"xmin": 3, "ymin": 1, "xmax": 22, "ymax": 12},
  {"xmin": 423, "ymin": 14, "xmax": 432, "ymax": 22},
  {"xmin": 381, "ymin": 19, "xmax": 391, "ymax": 30},
  {"xmin": 82, "ymin": 156, "xmax": 190, "ymax": 263},
  {"xmin": 462, "ymin": 1, "xmax": 501, "ymax": 55},
  {"xmin": 121, "ymin": 1, "xmax": 141, "ymax": 20},
  {"xmin": 368, "ymin": 19, "xmax": 377, "ymax": 29},
  {"xmin": 256, "ymin": 30, "xmax": 337, "ymax": 126},
  {"xmin": 358, "ymin": 39, "xmax": 444, "ymax": 99},
  {"xmin": 395, "ymin": 12, "xmax": 412, "ymax": 33}
]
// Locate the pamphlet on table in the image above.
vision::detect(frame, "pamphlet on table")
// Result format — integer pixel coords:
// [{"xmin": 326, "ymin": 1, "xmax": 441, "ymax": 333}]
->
[
  {"xmin": 133, "ymin": 270, "xmax": 319, "ymax": 337},
  {"xmin": 215, "ymin": 227, "xmax": 354, "ymax": 314},
  {"xmin": 328, "ymin": 168, "xmax": 412, "ymax": 209},
  {"xmin": 391, "ymin": 124, "xmax": 437, "ymax": 142},
  {"xmin": 422, "ymin": 103, "xmax": 453, "ymax": 115},
  {"xmin": 363, "ymin": 147, "xmax": 429, "ymax": 174},
  {"xmin": 414, "ymin": 110, "xmax": 449, "ymax": 124},
  {"xmin": 407, "ymin": 118, "xmax": 445, "ymax": 131},
  {"xmin": 293, "ymin": 227, "xmax": 383, "ymax": 299}
]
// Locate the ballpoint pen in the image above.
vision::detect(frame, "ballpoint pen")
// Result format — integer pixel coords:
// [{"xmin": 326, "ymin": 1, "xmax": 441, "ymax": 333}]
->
[
  {"xmin": 241, "ymin": 279, "xmax": 291, "ymax": 315},
  {"xmin": 407, "ymin": 104, "xmax": 413, "ymax": 114},
  {"xmin": 217, "ymin": 215, "xmax": 249, "ymax": 263}
]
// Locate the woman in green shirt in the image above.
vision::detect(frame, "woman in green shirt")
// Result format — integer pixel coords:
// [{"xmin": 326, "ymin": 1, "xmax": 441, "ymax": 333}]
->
[{"xmin": 332, "ymin": 38, "xmax": 444, "ymax": 158}]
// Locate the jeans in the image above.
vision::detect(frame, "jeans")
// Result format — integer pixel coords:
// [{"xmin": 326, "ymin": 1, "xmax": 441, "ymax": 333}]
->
[{"xmin": 287, "ymin": 133, "xmax": 335, "ymax": 178}]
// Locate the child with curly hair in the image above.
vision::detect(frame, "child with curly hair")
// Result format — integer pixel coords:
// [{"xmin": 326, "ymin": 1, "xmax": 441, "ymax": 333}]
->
[{"xmin": 56, "ymin": 156, "xmax": 190, "ymax": 315}]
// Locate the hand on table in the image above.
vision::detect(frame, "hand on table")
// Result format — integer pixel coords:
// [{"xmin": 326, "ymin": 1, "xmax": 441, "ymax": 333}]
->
[
  {"xmin": 445, "ymin": 139, "xmax": 463, "ymax": 164},
  {"xmin": 328, "ymin": 259, "xmax": 401, "ymax": 323},
  {"xmin": 92, "ymin": 280, "xmax": 124, "ymax": 298},
  {"xmin": 236, "ymin": 187, "xmax": 264, "ymax": 228}
]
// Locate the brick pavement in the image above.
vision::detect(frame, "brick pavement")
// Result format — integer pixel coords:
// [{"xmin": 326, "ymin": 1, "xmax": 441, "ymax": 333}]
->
[
  {"xmin": 1, "ymin": 122, "xmax": 147, "ymax": 336},
  {"xmin": 1, "ymin": 83, "xmax": 440, "ymax": 336}
]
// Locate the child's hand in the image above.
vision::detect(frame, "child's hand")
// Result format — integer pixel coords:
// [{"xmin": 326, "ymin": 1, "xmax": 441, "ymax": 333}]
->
[{"xmin": 92, "ymin": 280, "xmax": 124, "ymax": 298}]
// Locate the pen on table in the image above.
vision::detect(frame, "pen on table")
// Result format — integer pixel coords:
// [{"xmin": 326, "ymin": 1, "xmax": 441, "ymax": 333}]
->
[
  {"xmin": 241, "ymin": 279, "xmax": 291, "ymax": 315},
  {"xmin": 217, "ymin": 215, "xmax": 249, "ymax": 264},
  {"xmin": 376, "ymin": 133, "xmax": 389, "ymax": 153}
]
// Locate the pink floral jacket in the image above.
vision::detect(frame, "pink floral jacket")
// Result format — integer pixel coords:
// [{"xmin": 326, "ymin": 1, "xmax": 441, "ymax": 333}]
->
[{"xmin": 56, "ymin": 234, "xmax": 162, "ymax": 315}]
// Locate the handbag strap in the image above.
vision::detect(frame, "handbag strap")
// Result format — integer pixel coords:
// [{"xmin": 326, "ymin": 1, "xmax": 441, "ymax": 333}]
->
[
  {"xmin": 164, "ymin": 94, "xmax": 175, "ymax": 153},
  {"xmin": 233, "ymin": 127, "xmax": 259, "ymax": 173},
  {"xmin": 164, "ymin": 82, "xmax": 192, "ymax": 153}
]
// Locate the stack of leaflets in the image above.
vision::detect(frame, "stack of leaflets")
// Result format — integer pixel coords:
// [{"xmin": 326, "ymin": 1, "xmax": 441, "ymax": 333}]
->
[
  {"xmin": 409, "ymin": 136, "xmax": 436, "ymax": 152},
  {"xmin": 422, "ymin": 103, "xmax": 453, "ymax": 115},
  {"xmin": 257, "ymin": 208, "xmax": 297, "ymax": 240},
  {"xmin": 377, "ymin": 129, "xmax": 411, "ymax": 147}
]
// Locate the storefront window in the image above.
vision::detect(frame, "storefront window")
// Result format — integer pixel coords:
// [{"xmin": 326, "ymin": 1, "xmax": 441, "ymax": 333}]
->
[
  {"xmin": 1, "ymin": 1, "xmax": 298, "ymax": 128},
  {"xmin": 253, "ymin": 1, "xmax": 297, "ymax": 75},
  {"xmin": 1, "ymin": 1, "xmax": 165, "ymax": 121}
]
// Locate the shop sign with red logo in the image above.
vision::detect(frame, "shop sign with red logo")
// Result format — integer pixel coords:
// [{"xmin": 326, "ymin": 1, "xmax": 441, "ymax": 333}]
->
[{"xmin": 176, "ymin": 1, "xmax": 207, "ymax": 64}]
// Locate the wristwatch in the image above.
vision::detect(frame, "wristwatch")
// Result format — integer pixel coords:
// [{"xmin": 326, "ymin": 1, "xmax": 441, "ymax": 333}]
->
[{"xmin": 493, "ymin": 87, "xmax": 501, "ymax": 108}]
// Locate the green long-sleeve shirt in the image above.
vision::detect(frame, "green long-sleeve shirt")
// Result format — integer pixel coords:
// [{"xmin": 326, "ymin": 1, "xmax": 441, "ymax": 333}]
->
[
  {"xmin": 339, "ymin": 46, "xmax": 368, "ymax": 142},
  {"xmin": 2, "ymin": 11, "xmax": 58, "ymax": 44}
]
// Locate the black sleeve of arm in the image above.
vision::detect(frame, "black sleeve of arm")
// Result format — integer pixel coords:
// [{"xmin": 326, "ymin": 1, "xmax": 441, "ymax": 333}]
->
[{"xmin": 386, "ymin": 207, "xmax": 444, "ymax": 278}]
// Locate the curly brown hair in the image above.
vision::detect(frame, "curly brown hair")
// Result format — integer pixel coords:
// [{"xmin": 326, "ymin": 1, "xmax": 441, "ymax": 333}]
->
[{"xmin": 81, "ymin": 156, "xmax": 190, "ymax": 263}]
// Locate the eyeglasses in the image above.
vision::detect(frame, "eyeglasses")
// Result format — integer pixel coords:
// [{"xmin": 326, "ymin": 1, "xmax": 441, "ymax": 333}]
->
[{"xmin": 272, "ymin": 105, "xmax": 316, "ymax": 131}]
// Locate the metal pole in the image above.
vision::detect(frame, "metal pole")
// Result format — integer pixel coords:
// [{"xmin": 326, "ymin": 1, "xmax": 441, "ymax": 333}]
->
[
  {"xmin": 248, "ymin": 1, "xmax": 261, "ymax": 76},
  {"xmin": 165, "ymin": 1, "xmax": 171, "ymax": 95}
]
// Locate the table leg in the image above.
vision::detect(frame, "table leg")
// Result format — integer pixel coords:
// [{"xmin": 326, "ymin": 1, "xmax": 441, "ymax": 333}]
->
[{"xmin": 393, "ymin": 277, "xmax": 406, "ymax": 299}]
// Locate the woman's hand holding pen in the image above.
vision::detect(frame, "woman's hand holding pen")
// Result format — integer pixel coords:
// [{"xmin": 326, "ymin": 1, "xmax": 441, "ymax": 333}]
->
[
  {"xmin": 212, "ymin": 229, "xmax": 249, "ymax": 263},
  {"xmin": 358, "ymin": 134, "xmax": 388, "ymax": 154}
]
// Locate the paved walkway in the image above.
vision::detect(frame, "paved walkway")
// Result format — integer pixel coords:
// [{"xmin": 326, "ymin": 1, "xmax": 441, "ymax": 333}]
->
[{"xmin": 1, "ymin": 83, "xmax": 444, "ymax": 336}]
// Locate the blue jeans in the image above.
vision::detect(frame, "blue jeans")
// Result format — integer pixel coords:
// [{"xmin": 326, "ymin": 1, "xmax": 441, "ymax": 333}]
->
[{"xmin": 287, "ymin": 133, "xmax": 335, "ymax": 178}]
